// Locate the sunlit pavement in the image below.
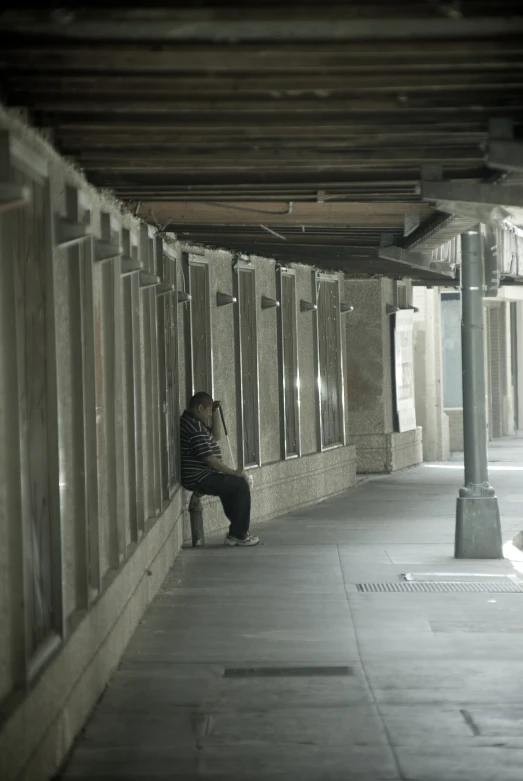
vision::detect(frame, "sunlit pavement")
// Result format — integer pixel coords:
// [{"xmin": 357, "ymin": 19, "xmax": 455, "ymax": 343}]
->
[{"xmin": 61, "ymin": 436, "xmax": 523, "ymax": 781}]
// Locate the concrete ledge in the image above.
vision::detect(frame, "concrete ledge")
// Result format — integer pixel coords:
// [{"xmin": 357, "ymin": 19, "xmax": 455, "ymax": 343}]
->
[
  {"xmin": 351, "ymin": 428, "xmax": 423, "ymax": 474},
  {"xmin": 390, "ymin": 427, "xmax": 424, "ymax": 472},
  {"xmin": 183, "ymin": 445, "xmax": 357, "ymax": 539},
  {"xmin": 0, "ymin": 493, "xmax": 184, "ymax": 781}
]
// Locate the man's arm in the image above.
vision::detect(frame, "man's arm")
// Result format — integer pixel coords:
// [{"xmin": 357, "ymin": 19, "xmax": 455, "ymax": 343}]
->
[{"xmin": 203, "ymin": 454, "xmax": 247, "ymax": 481}]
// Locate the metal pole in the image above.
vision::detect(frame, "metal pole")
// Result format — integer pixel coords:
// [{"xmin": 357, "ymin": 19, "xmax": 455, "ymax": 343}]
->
[{"xmin": 455, "ymin": 228, "xmax": 503, "ymax": 558}]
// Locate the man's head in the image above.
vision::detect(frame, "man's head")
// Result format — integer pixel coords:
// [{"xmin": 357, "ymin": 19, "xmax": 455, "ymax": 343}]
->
[{"xmin": 188, "ymin": 391, "xmax": 214, "ymax": 424}]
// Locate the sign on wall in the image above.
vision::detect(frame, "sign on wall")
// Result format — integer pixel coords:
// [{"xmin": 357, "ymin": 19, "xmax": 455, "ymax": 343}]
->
[{"xmin": 394, "ymin": 309, "xmax": 417, "ymax": 432}]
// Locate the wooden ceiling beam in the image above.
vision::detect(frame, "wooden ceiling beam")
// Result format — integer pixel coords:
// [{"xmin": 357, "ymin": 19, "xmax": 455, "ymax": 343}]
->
[
  {"xmin": 18, "ymin": 95, "xmax": 523, "ymax": 112},
  {"xmin": 135, "ymin": 201, "xmax": 432, "ymax": 227},
  {"xmin": 73, "ymin": 147, "xmax": 483, "ymax": 165},
  {"xmin": 1, "ymin": 39, "xmax": 520, "ymax": 62},
  {"xmin": 120, "ymin": 195, "xmax": 423, "ymax": 203},
  {"xmin": 2, "ymin": 9, "xmax": 523, "ymax": 43},
  {"xmin": 57, "ymin": 137, "xmax": 487, "ymax": 155},
  {"xmin": 5, "ymin": 73, "xmax": 523, "ymax": 93},
  {"xmin": 50, "ymin": 124, "xmax": 492, "ymax": 141},
  {"xmin": 175, "ymin": 235, "xmax": 382, "ymax": 248},
  {"xmin": 38, "ymin": 110, "xmax": 523, "ymax": 127}
]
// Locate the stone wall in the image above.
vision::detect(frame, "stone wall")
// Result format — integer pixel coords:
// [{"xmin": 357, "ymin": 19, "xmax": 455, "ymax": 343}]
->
[
  {"xmin": 345, "ymin": 278, "xmax": 423, "ymax": 473},
  {"xmin": 0, "ymin": 105, "xmax": 357, "ymax": 781}
]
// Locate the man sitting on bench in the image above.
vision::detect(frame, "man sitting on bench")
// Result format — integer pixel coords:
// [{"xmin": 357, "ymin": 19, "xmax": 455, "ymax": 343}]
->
[{"xmin": 180, "ymin": 392, "xmax": 260, "ymax": 547}]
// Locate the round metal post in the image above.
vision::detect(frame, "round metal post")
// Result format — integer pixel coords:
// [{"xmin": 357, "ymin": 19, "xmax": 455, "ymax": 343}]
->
[
  {"xmin": 455, "ymin": 229, "xmax": 502, "ymax": 558},
  {"xmin": 460, "ymin": 229, "xmax": 490, "ymax": 490}
]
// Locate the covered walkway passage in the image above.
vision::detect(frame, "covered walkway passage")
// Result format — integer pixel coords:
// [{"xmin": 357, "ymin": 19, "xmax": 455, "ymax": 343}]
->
[
  {"xmin": 1, "ymin": 5, "xmax": 523, "ymax": 781},
  {"xmin": 59, "ymin": 437, "xmax": 523, "ymax": 781}
]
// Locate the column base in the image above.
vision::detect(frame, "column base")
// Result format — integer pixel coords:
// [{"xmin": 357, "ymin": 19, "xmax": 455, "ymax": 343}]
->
[{"xmin": 455, "ymin": 496, "xmax": 503, "ymax": 559}]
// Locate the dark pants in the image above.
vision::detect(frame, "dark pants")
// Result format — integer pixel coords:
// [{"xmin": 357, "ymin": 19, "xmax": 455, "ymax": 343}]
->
[{"xmin": 196, "ymin": 472, "xmax": 251, "ymax": 540}]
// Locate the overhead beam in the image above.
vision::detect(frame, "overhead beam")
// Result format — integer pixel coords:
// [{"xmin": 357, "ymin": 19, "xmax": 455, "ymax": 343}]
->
[
  {"xmin": 0, "ymin": 40, "xmax": 520, "ymax": 70},
  {"xmin": 176, "ymin": 235, "xmax": 381, "ymax": 250},
  {"xmin": 2, "ymin": 10, "xmax": 523, "ymax": 42},
  {"xmin": 4, "ymin": 73, "xmax": 523, "ymax": 95},
  {"xmin": 141, "ymin": 201, "xmax": 431, "ymax": 228},
  {"xmin": 52, "ymin": 125, "xmax": 489, "ymax": 141},
  {"xmin": 421, "ymin": 180, "xmax": 523, "ymax": 209},
  {"xmin": 421, "ymin": 179, "xmax": 523, "ymax": 225},
  {"xmin": 427, "ymin": 199, "xmax": 523, "ymax": 226},
  {"xmin": 13, "ymin": 96, "xmax": 523, "ymax": 113}
]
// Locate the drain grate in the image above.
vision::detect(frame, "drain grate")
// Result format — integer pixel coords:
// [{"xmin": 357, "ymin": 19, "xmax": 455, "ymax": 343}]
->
[
  {"xmin": 356, "ymin": 581, "xmax": 523, "ymax": 593},
  {"xmin": 224, "ymin": 666, "xmax": 353, "ymax": 678}
]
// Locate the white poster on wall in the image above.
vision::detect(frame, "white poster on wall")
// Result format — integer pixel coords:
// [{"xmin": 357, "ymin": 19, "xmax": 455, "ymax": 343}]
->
[{"xmin": 394, "ymin": 309, "xmax": 417, "ymax": 432}]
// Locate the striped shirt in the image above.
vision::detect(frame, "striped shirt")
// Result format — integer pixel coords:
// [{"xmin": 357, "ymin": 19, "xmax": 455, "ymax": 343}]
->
[{"xmin": 180, "ymin": 410, "xmax": 222, "ymax": 490}]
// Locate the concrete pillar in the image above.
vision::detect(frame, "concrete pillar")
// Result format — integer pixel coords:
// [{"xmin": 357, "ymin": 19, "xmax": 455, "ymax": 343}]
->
[
  {"xmin": 515, "ymin": 301, "xmax": 523, "ymax": 431},
  {"xmin": 486, "ymin": 301, "xmax": 514, "ymax": 438},
  {"xmin": 500, "ymin": 302, "xmax": 515, "ymax": 435},
  {"xmin": 484, "ymin": 304, "xmax": 493, "ymax": 441},
  {"xmin": 413, "ymin": 287, "xmax": 450, "ymax": 461},
  {"xmin": 441, "ymin": 292, "xmax": 464, "ymax": 451},
  {"xmin": 345, "ymin": 278, "xmax": 422, "ymax": 473},
  {"xmin": 455, "ymin": 229, "xmax": 502, "ymax": 559}
]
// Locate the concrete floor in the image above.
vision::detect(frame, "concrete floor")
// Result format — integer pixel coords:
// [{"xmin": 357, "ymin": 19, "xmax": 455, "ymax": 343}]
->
[{"xmin": 60, "ymin": 437, "xmax": 523, "ymax": 781}]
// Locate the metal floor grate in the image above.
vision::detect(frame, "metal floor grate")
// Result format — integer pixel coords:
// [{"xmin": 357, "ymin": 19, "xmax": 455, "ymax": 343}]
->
[
  {"xmin": 356, "ymin": 581, "xmax": 523, "ymax": 593},
  {"xmin": 224, "ymin": 666, "xmax": 353, "ymax": 678}
]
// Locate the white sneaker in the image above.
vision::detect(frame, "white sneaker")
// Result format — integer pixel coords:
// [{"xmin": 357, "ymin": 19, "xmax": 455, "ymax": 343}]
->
[{"xmin": 224, "ymin": 533, "xmax": 260, "ymax": 547}]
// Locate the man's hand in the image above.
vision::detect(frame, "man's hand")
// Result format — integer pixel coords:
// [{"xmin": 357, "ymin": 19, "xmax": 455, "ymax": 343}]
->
[
  {"xmin": 213, "ymin": 400, "xmax": 221, "ymax": 412},
  {"xmin": 235, "ymin": 470, "xmax": 250, "ymax": 484}
]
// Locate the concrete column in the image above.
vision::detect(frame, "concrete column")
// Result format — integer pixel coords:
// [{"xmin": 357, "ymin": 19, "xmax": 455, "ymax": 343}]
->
[
  {"xmin": 484, "ymin": 305, "xmax": 493, "ymax": 441},
  {"xmin": 486, "ymin": 301, "xmax": 514, "ymax": 438},
  {"xmin": 413, "ymin": 287, "xmax": 450, "ymax": 461},
  {"xmin": 500, "ymin": 302, "xmax": 514, "ymax": 435},
  {"xmin": 345, "ymin": 278, "xmax": 422, "ymax": 473},
  {"xmin": 441, "ymin": 291, "xmax": 464, "ymax": 452},
  {"xmin": 516, "ymin": 301, "xmax": 523, "ymax": 430},
  {"xmin": 455, "ymin": 229, "xmax": 502, "ymax": 559}
]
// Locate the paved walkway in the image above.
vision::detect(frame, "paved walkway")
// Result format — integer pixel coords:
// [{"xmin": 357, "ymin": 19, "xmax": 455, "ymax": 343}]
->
[{"xmin": 61, "ymin": 437, "xmax": 523, "ymax": 781}]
